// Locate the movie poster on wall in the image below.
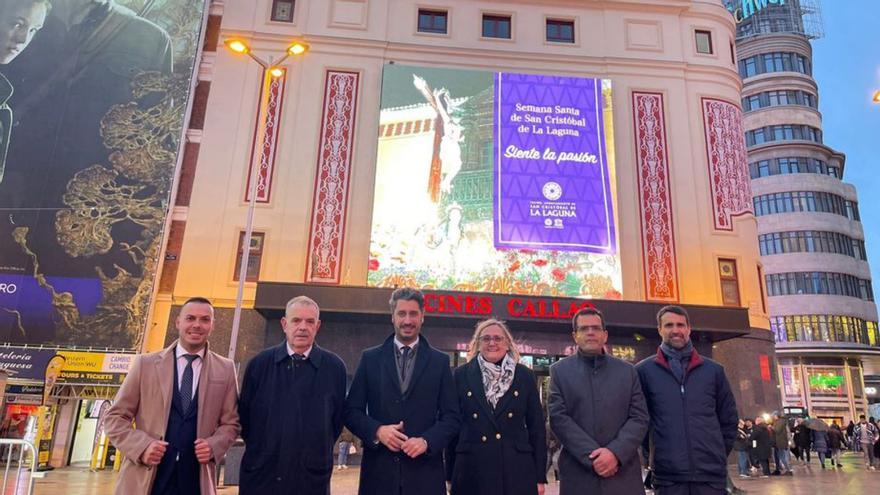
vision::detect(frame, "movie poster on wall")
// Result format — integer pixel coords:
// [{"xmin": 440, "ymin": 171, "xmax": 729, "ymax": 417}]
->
[
  {"xmin": 367, "ymin": 64, "xmax": 621, "ymax": 298},
  {"xmin": 0, "ymin": 0, "xmax": 209, "ymax": 349}
]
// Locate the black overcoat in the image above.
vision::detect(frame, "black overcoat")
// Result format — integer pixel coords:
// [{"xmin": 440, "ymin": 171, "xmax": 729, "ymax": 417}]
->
[
  {"xmin": 344, "ymin": 334, "xmax": 460, "ymax": 495},
  {"xmin": 446, "ymin": 359, "xmax": 547, "ymax": 495},
  {"xmin": 238, "ymin": 343, "xmax": 347, "ymax": 495}
]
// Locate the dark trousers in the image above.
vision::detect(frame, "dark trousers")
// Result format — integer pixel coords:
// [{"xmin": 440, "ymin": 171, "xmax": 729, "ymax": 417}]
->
[
  {"xmin": 758, "ymin": 459, "xmax": 771, "ymax": 475},
  {"xmin": 655, "ymin": 482, "xmax": 726, "ymax": 495}
]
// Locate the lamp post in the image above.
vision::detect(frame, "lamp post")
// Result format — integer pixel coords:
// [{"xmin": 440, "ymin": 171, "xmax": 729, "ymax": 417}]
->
[{"xmin": 224, "ymin": 38, "xmax": 309, "ymax": 361}]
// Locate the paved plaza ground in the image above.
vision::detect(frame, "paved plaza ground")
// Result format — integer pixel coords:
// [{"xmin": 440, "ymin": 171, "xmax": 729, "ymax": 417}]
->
[{"xmin": 18, "ymin": 452, "xmax": 880, "ymax": 494}]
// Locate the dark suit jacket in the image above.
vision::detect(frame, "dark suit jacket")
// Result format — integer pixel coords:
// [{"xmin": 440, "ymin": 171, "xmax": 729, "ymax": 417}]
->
[
  {"xmin": 344, "ymin": 334, "xmax": 460, "ymax": 495},
  {"xmin": 239, "ymin": 343, "xmax": 347, "ymax": 495},
  {"xmin": 447, "ymin": 359, "xmax": 547, "ymax": 495}
]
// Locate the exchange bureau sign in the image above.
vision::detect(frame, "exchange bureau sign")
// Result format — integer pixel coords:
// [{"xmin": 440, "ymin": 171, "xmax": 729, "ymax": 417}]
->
[{"xmin": 726, "ymin": 0, "xmax": 786, "ymax": 23}]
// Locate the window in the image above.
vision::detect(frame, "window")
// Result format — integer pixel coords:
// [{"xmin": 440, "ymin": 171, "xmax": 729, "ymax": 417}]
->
[
  {"xmin": 233, "ymin": 231, "xmax": 265, "ymax": 282},
  {"xmin": 418, "ymin": 9, "xmax": 448, "ymax": 34},
  {"xmin": 695, "ymin": 30, "xmax": 713, "ymax": 54},
  {"xmin": 765, "ymin": 272, "xmax": 872, "ymax": 300},
  {"xmin": 482, "ymin": 14, "xmax": 511, "ymax": 39},
  {"xmin": 719, "ymin": 259, "xmax": 741, "ymax": 307},
  {"xmin": 546, "ymin": 19, "xmax": 575, "ymax": 43},
  {"xmin": 270, "ymin": 0, "xmax": 294, "ymax": 22},
  {"xmin": 738, "ymin": 52, "xmax": 811, "ymax": 78}
]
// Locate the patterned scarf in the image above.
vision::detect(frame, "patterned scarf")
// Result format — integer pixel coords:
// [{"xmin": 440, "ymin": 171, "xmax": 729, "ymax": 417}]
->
[{"xmin": 477, "ymin": 353, "xmax": 516, "ymax": 408}]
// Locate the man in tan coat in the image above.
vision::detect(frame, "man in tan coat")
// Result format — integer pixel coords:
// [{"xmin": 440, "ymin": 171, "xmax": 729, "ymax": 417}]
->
[{"xmin": 105, "ymin": 297, "xmax": 240, "ymax": 495}]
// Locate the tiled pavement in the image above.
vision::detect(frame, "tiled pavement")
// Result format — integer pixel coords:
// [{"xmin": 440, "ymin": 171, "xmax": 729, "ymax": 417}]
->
[{"xmin": 21, "ymin": 452, "xmax": 880, "ymax": 494}]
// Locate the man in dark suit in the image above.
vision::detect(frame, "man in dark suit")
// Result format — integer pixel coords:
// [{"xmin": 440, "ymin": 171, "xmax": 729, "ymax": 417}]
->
[
  {"xmin": 238, "ymin": 295, "xmax": 348, "ymax": 495},
  {"xmin": 344, "ymin": 287, "xmax": 460, "ymax": 495}
]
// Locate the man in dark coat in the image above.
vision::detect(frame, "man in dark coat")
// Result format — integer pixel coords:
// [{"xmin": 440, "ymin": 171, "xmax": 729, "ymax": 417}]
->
[
  {"xmin": 549, "ymin": 308, "xmax": 649, "ymax": 495},
  {"xmin": 637, "ymin": 305, "xmax": 738, "ymax": 495},
  {"xmin": 344, "ymin": 287, "xmax": 460, "ymax": 495},
  {"xmin": 239, "ymin": 296, "xmax": 348, "ymax": 495}
]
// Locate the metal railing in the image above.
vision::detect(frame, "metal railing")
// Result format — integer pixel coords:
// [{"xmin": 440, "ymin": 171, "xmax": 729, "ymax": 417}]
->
[{"xmin": 0, "ymin": 439, "xmax": 36, "ymax": 495}]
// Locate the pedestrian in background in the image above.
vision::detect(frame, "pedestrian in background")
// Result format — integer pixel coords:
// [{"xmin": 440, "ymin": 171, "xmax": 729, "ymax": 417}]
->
[
  {"xmin": 827, "ymin": 423, "xmax": 844, "ymax": 468},
  {"xmin": 846, "ymin": 420, "xmax": 856, "ymax": 451},
  {"xmin": 853, "ymin": 415, "xmax": 878, "ymax": 470},
  {"xmin": 446, "ymin": 319, "xmax": 546, "ymax": 495},
  {"xmin": 771, "ymin": 412, "xmax": 792, "ymax": 475},
  {"xmin": 637, "ymin": 305, "xmax": 738, "ymax": 495},
  {"xmin": 337, "ymin": 428, "xmax": 356, "ymax": 470},
  {"xmin": 750, "ymin": 417, "xmax": 772, "ymax": 477},
  {"xmin": 794, "ymin": 419, "xmax": 812, "ymax": 465},
  {"xmin": 811, "ymin": 426, "xmax": 829, "ymax": 469},
  {"xmin": 733, "ymin": 420, "xmax": 750, "ymax": 478},
  {"xmin": 238, "ymin": 296, "xmax": 348, "ymax": 494}
]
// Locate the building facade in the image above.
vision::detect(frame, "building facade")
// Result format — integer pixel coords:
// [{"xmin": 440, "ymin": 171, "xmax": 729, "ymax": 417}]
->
[
  {"xmin": 734, "ymin": 0, "xmax": 880, "ymax": 424},
  {"xmin": 147, "ymin": 0, "xmax": 780, "ymax": 420}
]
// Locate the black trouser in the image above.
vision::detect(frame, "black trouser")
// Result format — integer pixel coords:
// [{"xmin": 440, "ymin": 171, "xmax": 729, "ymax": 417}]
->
[
  {"xmin": 655, "ymin": 482, "xmax": 726, "ymax": 495},
  {"xmin": 758, "ymin": 459, "xmax": 771, "ymax": 475}
]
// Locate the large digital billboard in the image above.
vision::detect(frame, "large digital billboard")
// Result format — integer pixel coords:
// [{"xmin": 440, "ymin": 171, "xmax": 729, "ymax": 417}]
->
[
  {"xmin": 0, "ymin": 0, "xmax": 208, "ymax": 349},
  {"xmin": 368, "ymin": 65, "xmax": 621, "ymax": 298}
]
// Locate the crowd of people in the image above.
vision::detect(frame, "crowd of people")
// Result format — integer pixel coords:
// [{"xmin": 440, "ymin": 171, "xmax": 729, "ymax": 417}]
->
[
  {"xmin": 733, "ymin": 411, "xmax": 880, "ymax": 480},
  {"xmin": 101, "ymin": 287, "xmax": 874, "ymax": 495}
]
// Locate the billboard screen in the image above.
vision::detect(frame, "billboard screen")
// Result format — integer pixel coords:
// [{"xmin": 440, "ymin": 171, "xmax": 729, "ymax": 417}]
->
[
  {"xmin": 0, "ymin": 0, "xmax": 208, "ymax": 349},
  {"xmin": 368, "ymin": 65, "xmax": 621, "ymax": 298}
]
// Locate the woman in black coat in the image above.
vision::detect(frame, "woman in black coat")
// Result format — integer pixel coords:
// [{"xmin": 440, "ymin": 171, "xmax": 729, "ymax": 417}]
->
[{"xmin": 447, "ymin": 319, "xmax": 547, "ymax": 495}]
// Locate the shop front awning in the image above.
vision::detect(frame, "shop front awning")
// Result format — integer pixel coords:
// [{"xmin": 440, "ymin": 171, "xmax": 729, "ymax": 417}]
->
[{"xmin": 255, "ymin": 283, "xmax": 751, "ymax": 342}]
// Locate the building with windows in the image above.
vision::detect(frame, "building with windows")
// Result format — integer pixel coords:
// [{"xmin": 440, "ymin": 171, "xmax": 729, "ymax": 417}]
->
[
  {"xmin": 145, "ymin": 0, "xmax": 782, "ymax": 417},
  {"xmin": 734, "ymin": 0, "xmax": 879, "ymax": 424}
]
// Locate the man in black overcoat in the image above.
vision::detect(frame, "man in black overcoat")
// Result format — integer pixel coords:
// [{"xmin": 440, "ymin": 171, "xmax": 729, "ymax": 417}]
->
[
  {"xmin": 238, "ymin": 296, "xmax": 348, "ymax": 495},
  {"xmin": 344, "ymin": 287, "xmax": 460, "ymax": 495}
]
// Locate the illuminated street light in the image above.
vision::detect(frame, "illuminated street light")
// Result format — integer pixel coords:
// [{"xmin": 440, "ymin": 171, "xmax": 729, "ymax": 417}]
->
[
  {"xmin": 286, "ymin": 41, "xmax": 309, "ymax": 56},
  {"xmin": 224, "ymin": 38, "xmax": 250, "ymax": 55},
  {"xmin": 222, "ymin": 38, "xmax": 309, "ymax": 362},
  {"xmin": 873, "ymin": 90, "xmax": 880, "ymax": 103}
]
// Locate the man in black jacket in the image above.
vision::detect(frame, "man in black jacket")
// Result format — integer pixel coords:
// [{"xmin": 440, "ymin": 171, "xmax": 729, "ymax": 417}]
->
[
  {"xmin": 344, "ymin": 287, "xmax": 460, "ymax": 495},
  {"xmin": 636, "ymin": 305, "xmax": 738, "ymax": 495},
  {"xmin": 238, "ymin": 295, "xmax": 348, "ymax": 494}
]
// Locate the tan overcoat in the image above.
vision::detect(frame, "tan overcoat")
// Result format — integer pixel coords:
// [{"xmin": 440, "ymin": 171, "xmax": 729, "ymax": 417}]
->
[{"xmin": 105, "ymin": 342, "xmax": 240, "ymax": 495}]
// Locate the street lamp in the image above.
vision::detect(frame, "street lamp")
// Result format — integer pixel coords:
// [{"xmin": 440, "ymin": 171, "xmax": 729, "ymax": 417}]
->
[
  {"xmin": 224, "ymin": 38, "xmax": 309, "ymax": 362},
  {"xmin": 873, "ymin": 90, "xmax": 880, "ymax": 104}
]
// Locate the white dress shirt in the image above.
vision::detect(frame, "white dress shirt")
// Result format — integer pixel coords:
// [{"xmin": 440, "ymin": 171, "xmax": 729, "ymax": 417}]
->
[
  {"xmin": 286, "ymin": 342, "xmax": 313, "ymax": 358},
  {"xmin": 175, "ymin": 343, "xmax": 205, "ymax": 397}
]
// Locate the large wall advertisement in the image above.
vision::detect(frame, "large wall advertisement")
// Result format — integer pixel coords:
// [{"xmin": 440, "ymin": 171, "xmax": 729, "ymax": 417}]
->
[
  {"xmin": 368, "ymin": 65, "xmax": 621, "ymax": 298},
  {"xmin": 0, "ymin": 0, "xmax": 208, "ymax": 349}
]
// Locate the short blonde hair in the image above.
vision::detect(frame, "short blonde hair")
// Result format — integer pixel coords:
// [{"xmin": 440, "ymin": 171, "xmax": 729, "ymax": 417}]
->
[{"xmin": 466, "ymin": 319, "xmax": 521, "ymax": 362}]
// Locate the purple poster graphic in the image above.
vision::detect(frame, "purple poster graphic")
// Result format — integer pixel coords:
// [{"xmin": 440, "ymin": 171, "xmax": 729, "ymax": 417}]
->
[{"xmin": 493, "ymin": 73, "xmax": 615, "ymax": 254}]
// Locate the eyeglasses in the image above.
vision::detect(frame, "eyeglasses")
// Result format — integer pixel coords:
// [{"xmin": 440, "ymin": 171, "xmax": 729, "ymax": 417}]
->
[{"xmin": 479, "ymin": 335, "xmax": 505, "ymax": 344}]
